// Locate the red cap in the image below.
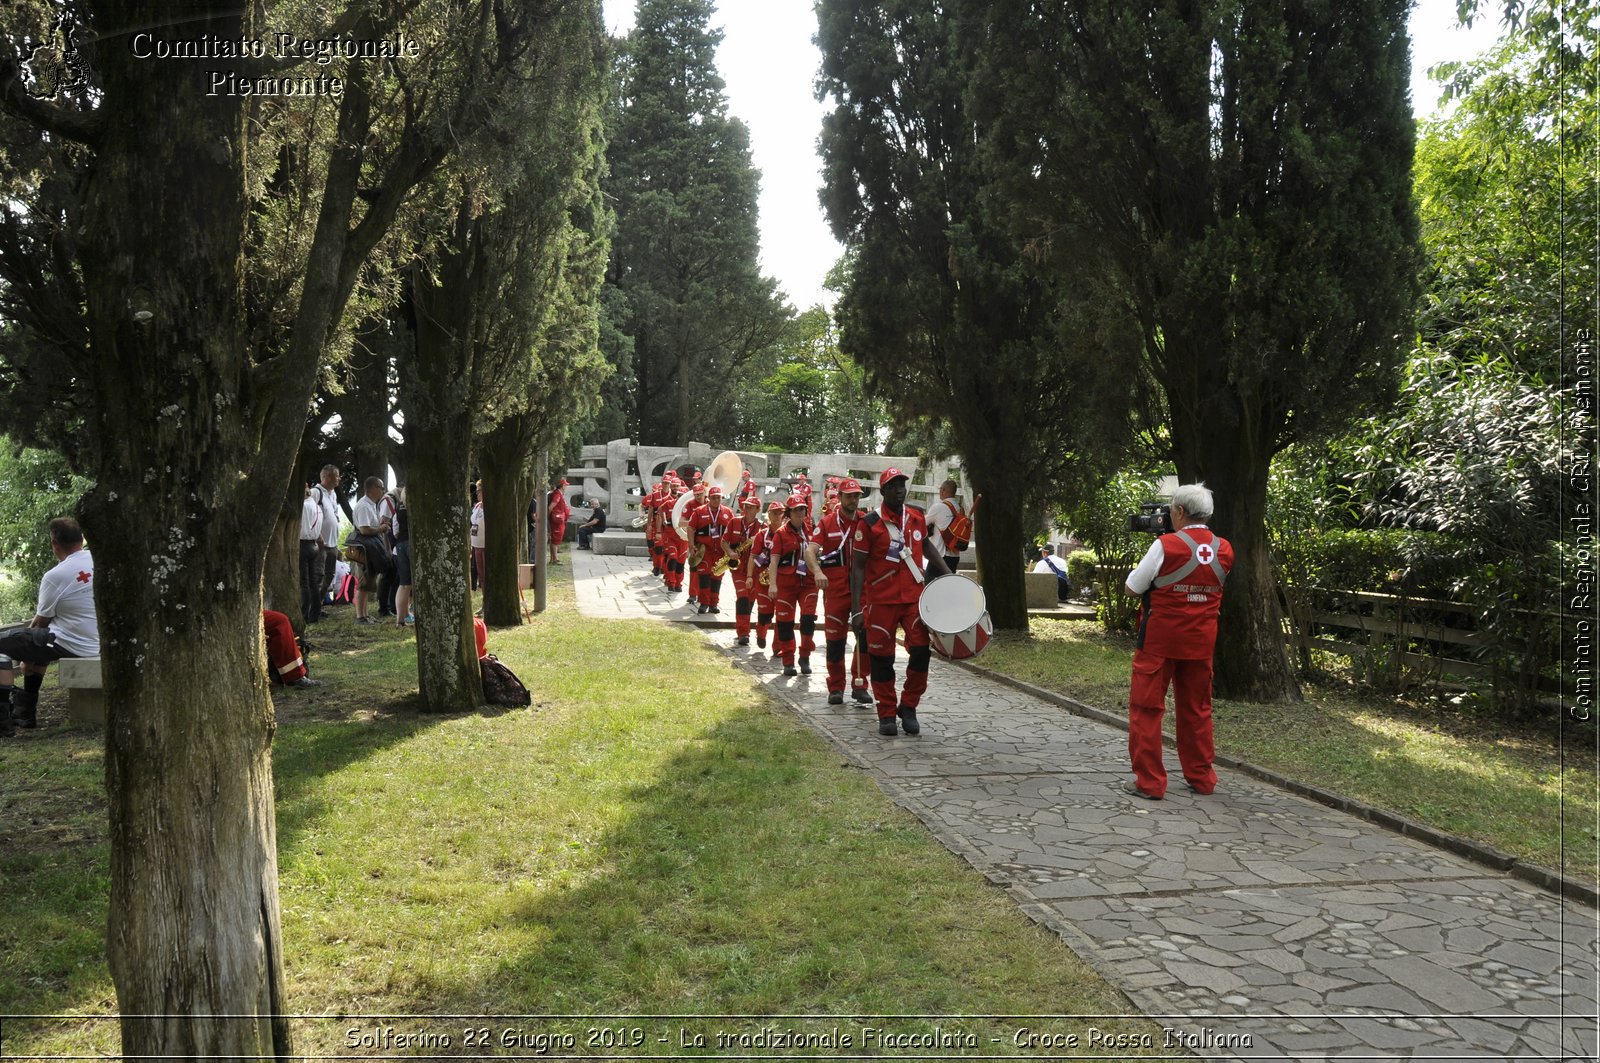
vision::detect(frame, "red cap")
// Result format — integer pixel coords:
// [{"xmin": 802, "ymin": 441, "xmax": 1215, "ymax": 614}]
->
[
  {"xmin": 559, "ymin": 478, "xmax": 570, "ymax": 487},
  {"xmin": 693, "ymin": 481, "xmax": 707, "ymax": 492},
  {"xmin": 879, "ymin": 468, "xmax": 908, "ymax": 487},
  {"xmin": 740, "ymin": 495, "xmax": 760, "ymax": 507},
  {"xmin": 786, "ymin": 494, "xmax": 808, "ymax": 510},
  {"xmin": 708, "ymin": 485, "xmax": 724, "ymax": 497},
  {"xmin": 767, "ymin": 500, "xmax": 785, "ymax": 513},
  {"xmin": 839, "ymin": 477, "xmax": 863, "ymax": 494}
]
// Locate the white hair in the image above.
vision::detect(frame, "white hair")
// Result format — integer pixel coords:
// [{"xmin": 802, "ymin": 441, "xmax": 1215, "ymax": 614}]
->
[{"xmin": 1170, "ymin": 482, "xmax": 1214, "ymax": 521}]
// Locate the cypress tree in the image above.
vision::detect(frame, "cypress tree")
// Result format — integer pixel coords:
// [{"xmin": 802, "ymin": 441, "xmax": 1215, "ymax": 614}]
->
[
  {"xmin": 984, "ymin": 0, "xmax": 1421, "ymax": 698},
  {"xmin": 604, "ymin": 0, "xmax": 789, "ymax": 446}
]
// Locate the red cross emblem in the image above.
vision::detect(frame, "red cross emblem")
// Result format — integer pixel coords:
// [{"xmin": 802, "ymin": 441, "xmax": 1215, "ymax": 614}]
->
[
  {"xmin": 1195, "ymin": 544, "xmax": 1215, "ymax": 565},
  {"xmin": 76, "ymin": 570, "xmax": 91, "ymax": 583}
]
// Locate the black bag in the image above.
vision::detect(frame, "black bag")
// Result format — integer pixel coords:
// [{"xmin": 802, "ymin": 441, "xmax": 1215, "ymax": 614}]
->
[
  {"xmin": 347, "ymin": 531, "xmax": 392, "ymax": 576},
  {"xmin": 480, "ymin": 654, "xmax": 531, "ymax": 707}
]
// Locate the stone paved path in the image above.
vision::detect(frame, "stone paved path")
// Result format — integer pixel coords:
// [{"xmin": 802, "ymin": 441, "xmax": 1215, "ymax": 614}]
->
[{"xmin": 572, "ymin": 551, "xmax": 1600, "ymax": 1060}]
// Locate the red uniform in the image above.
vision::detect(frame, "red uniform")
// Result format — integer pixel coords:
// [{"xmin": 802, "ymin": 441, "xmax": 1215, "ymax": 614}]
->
[
  {"xmin": 1127, "ymin": 526, "xmax": 1233, "ymax": 798},
  {"xmin": 263, "ymin": 609, "xmax": 307, "ymax": 685},
  {"xmin": 548, "ymin": 488, "xmax": 571, "ymax": 557},
  {"xmin": 660, "ymin": 489, "xmax": 690, "ymax": 593},
  {"xmin": 815, "ymin": 507, "xmax": 868, "ymax": 700},
  {"xmin": 645, "ymin": 483, "xmax": 664, "ymax": 576},
  {"xmin": 749, "ymin": 519, "xmax": 781, "ymax": 648},
  {"xmin": 770, "ymin": 520, "xmax": 819, "ymax": 671},
  {"xmin": 723, "ymin": 510, "xmax": 762, "ymax": 641},
  {"xmin": 853, "ymin": 502, "xmax": 935, "ymax": 720},
  {"xmin": 690, "ymin": 500, "xmax": 733, "ymax": 611}
]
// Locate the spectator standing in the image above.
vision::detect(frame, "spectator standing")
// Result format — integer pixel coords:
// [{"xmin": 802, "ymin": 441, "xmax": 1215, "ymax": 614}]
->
[
  {"xmin": 298, "ymin": 483, "xmax": 324, "ymax": 623},
  {"xmin": 0, "ymin": 518, "xmax": 99, "ymax": 736},
  {"xmin": 577, "ymin": 498, "xmax": 607, "ymax": 549},
  {"xmin": 305, "ymin": 464, "xmax": 342, "ymax": 623},
  {"xmin": 377, "ymin": 486, "xmax": 399, "ymax": 617},
  {"xmin": 392, "ymin": 487, "xmax": 413, "ymax": 627},
  {"xmin": 351, "ymin": 476, "xmax": 392, "ymax": 625},
  {"xmin": 547, "ymin": 479, "xmax": 571, "ymax": 564},
  {"xmin": 470, "ymin": 480, "xmax": 487, "ymax": 598},
  {"xmin": 924, "ymin": 479, "xmax": 968, "ymax": 573}
]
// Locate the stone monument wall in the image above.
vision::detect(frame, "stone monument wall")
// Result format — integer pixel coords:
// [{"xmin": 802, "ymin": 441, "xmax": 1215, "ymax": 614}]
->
[{"xmin": 559, "ymin": 440, "xmax": 969, "ymax": 528}]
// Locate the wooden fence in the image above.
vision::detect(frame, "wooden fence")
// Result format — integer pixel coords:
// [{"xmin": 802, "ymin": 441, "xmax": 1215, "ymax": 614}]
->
[{"xmin": 1281, "ymin": 586, "xmax": 1563, "ymax": 696}]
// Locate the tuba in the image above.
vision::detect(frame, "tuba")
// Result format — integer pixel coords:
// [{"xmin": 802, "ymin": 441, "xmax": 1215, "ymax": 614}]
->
[{"xmin": 707, "ymin": 450, "xmax": 744, "ymax": 503}]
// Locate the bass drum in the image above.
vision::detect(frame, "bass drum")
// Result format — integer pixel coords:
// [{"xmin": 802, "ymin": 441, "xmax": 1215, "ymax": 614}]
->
[{"xmin": 917, "ymin": 574, "xmax": 993, "ymax": 660}]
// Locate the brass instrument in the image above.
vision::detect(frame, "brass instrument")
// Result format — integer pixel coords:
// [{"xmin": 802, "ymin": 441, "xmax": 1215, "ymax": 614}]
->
[
  {"xmin": 707, "ymin": 450, "xmax": 744, "ymax": 501},
  {"xmin": 689, "ymin": 545, "xmax": 706, "ymax": 569},
  {"xmin": 630, "ymin": 515, "xmax": 647, "ymax": 530},
  {"xmin": 711, "ymin": 554, "xmax": 734, "ymax": 577},
  {"xmin": 670, "ymin": 491, "xmax": 694, "ymax": 540}
]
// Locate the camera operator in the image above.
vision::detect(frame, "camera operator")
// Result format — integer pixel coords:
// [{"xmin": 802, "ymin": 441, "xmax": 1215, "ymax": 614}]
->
[{"xmin": 1121, "ymin": 483, "xmax": 1233, "ymax": 800}]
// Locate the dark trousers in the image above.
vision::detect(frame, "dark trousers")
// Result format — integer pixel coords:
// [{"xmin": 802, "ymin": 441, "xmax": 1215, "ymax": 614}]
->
[{"xmin": 299, "ymin": 540, "xmax": 324, "ymax": 621}]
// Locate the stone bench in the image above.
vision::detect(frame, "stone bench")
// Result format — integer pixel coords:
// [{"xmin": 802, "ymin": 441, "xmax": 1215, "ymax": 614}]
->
[
  {"xmin": 590, "ymin": 530, "xmax": 650, "ymax": 557},
  {"xmin": 58, "ymin": 656, "xmax": 105, "ymax": 729},
  {"xmin": 1025, "ymin": 570, "xmax": 1067, "ymax": 609}
]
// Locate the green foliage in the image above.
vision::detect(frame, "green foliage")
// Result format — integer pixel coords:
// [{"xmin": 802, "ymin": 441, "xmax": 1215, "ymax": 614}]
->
[
  {"xmin": 732, "ymin": 307, "xmax": 884, "ymax": 453},
  {"xmin": 0, "ymin": 440, "xmax": 92, "ymax": 621},
  {"xmin": 1064, "ymin": 550, "xmax": 1098, "ymax": 591},
  {"xmin": 1061, "ymin": 468, "xmax": 1171, "ymax": 634},
  {"xmin": 602, "ymin": 0, "xmax": 791, "ymax": 446}
]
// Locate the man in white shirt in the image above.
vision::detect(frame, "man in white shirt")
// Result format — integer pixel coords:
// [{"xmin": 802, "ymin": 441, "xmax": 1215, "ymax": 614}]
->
[
  {"xmin": 1032, "ymin": 545, "xmax": 1072, "ymax": 601},
  {"xmin": 0, "ymin": 518, "xmax": 99, "ymax": 735},
  {"xmin": 351, "ymin": 476, "xmax": 392, "ymax": 625},
  {"xmin": 924, "ymin": 479, "xmax": 966, "ymax": 573},
  {"xmin": 303, "ymin": 464, "xmax": 342, "ymax": 623}
]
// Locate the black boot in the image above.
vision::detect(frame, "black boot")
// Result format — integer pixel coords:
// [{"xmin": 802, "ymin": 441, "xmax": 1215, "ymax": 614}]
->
[
  {"xmin": 11, "ymin": 687, "xmax": 37, "ymax": 729},
  {"xmin": 0, "ymin": 695, "xmax": 13, "ymax": 738}
]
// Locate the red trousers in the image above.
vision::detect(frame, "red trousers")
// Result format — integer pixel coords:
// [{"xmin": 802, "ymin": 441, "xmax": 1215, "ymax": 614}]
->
[
  {"xmin": 733, "ymin": 570, "xmax": 757, "ymax": 637},
  {"xmin": 864, "ymin": 600, "xmax": 930, "ymax": 717},
  {"xmin": 263, "ymin": 609, "xmax": 307, "ymax": 685},
  {"xmin": 1127, "ymin": 648, "xmax": 1217, "ymax": 798},
  {"xmin": 695, "ymin": 561, "xmax": 724, "ymax": 608},
  {"xmin": 821, "ymin": 586, "xmax": 866, "ymax": 695},
  {"xmin": 773, "ymin": 576, "xmax": 818, "ymax": 666}
]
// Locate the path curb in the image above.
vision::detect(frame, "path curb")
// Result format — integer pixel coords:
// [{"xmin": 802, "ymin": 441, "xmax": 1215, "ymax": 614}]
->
[{"xmin": 955, "ymin": 658, "xmax": 1600, "ymax": 911}]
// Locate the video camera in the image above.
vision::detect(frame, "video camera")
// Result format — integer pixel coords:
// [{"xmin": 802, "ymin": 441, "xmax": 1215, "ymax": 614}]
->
[{"xmin": 1127, "ymin": 502, "xmax": 1173, "ymax": 535}]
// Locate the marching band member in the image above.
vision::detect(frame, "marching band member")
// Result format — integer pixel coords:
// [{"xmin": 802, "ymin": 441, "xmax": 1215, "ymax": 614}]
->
[
  {"xmin": 684, "ymin": 480, "xmax": 708, "ymax": 608},
  {"xmin": 807, "ymin": 477, "xmax": 872, "ymax": 705},
  {"xmin": 750, "ymin": 500, "xmax": 785, "ymax": 651},
  {"xmin": 645, "ymin": 478, "xmax": 664, "ymax": 577},
  {"xmin": 768, "ymin": 493, "xmax": 819, "ymax": 677},
  {"xmin": 660, "ymin": 479, "xmax": 690, "ymax": 595},
  {"xmin": 723, "ymin": 495, "xmax": 763, "ymax": 645},
  {"xmin": 690, "ymin": 484, "xmax": 733, "ymax": 614},
  {"xmin": 850, "ymin": 468, "xmax": 951, "ymax": 736}
]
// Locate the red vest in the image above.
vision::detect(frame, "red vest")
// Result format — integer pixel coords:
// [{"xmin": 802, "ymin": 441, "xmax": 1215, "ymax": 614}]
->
[{"xmin": 1137, "ymin": 527, "xmax": 1233, "ymax": 660}]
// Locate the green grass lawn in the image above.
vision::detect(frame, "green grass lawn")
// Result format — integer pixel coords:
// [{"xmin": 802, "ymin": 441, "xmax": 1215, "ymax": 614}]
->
[
  {"xmin": 0, "ymin": 575, "xmax": 1167, "ymax": 1059},
  {"xmin": 979, "ymin": 618, "xmax": 1600, "ymax": 885}
]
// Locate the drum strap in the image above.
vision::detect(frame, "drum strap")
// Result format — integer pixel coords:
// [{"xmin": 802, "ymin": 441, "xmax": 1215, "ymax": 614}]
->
[{"xmin": 886, "ymin": 517, "xmax": 925, "ymax": 585}]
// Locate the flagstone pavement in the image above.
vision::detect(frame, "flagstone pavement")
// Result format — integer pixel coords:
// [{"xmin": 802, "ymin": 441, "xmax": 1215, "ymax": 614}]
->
[{"xmin": 571, "ymin": 549, "xmax": 1599, "ymax": 1061}]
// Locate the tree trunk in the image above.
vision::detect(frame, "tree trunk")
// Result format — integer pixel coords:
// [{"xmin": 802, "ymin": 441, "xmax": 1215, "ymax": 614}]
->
[
  {"xmin": 75, "ymin": 4, "xmax": 291, "ymax": 1053},
  {"xmin": 479, "ymin": 413, "xmax": 539, "ymax": 626},
  {"xmin": 969, "ymin": 472, "xmax": 1027, "ymax": 630},
  {"xmin": 401, "ymin": 264, "xmax": 485, "ymax": 714},
  {"xmin": 1188, "ymin": 414, "xmax": 1302, "ymax": 703},
  {"xmin": 264, "ymin": 496, "xmax": 303, "ymax": 629}
]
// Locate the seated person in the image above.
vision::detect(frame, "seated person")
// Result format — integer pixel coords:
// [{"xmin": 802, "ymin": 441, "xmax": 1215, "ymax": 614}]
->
[
  {"xmin": 264, "ymin": 609, "xmax": 317, "ymax": 688},
  {"xmin": 0, "ymin": 518, "xmax": 99, "ymax": 736},
  {"xmin": 1032, "ymin": 544, "xmax": 1073, "ymax": 602},
  {"xmin": 577, "ymin": 498, "xmax": 607, "ymax": 549}
]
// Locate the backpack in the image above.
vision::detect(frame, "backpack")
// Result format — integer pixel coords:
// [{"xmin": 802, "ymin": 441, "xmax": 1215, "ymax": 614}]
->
[{"xmin": 480, "ymin": 654, "xmax": 531, "ymax": 707}]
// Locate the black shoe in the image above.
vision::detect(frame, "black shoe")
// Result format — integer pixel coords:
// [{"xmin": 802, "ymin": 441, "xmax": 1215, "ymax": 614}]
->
[
  {"xmin": 287, "ymin": 676, "xmax": 322, "ymax": 688},
  {"xmin": 798, "ymin": 659, "xmax": 811, "ymax": 675},
  {"xmin": 897, "ymin": 707, "xmax": 920, "ymax": 735},
  {"xmin": 828, "ymin": 691, "xmax": 844, "ymax": 705},
  {"xmin": 783, "ymin": 666, "xmax": 798, "ymax": 677},
  {"xmin": 709, "ymin": 606, "xmax": 721, "ymax": 614},
  {"xmin": 852, "ymin": 688, "xmax": 872, "ymax": 704},
  {"xmin": 697, "ymin": 605, "xmax": 708, "ymax": 614},
  {"xmin": 878, "ymin": 716, "xmax": 898, "ymax": 737},
  {"xmin": 1124, "ymin": 781, "xmax": 1163, "ymax": 801},
  {"xmin": 11, "ymin": 688, "xmax": 37, "ymax": 729},
  {"xmin": 756, "ymin": 635, "xmax": 766, "ymax": 649},
  {"xmin": 735, "ymin": 636, "xmax": 749, "ymax": 646}
]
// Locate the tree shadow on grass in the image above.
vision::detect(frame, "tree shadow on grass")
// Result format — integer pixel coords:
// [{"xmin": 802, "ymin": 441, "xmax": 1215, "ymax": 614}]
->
[
  {"xmin": 312, "ymin": 705, "xmax": 1158, "ymax": 1056},
  {"xmin": 0, "ymin": 673, "xmax": 463, "ymax": 1049}
]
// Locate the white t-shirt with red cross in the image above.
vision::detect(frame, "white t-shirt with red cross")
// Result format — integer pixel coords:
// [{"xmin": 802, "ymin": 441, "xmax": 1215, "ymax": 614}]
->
[{"xmin": 37, "ymin": 548, "xmax": 99, "ymax": 657}]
